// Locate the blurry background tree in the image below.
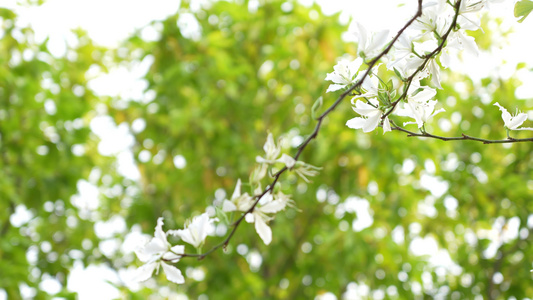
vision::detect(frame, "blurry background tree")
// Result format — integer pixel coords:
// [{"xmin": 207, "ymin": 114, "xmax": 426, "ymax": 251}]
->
[{"xmin": 0, "ymin": 0, "xmax": 532, "ymax": 299}]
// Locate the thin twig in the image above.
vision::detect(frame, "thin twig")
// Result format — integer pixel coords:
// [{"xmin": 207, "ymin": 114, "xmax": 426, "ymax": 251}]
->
[{"xmin": 392, "ymin": 125, "xmax": 533, "ymax": 144}]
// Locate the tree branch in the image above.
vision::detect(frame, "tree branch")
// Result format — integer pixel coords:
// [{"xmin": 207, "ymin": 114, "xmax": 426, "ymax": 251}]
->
[
  {"xmin": 392, "ymin": 124, "xmax": 533, "ymax": 144},
  {"xmin": 177, "ymin": 0, "xmax": 425, "ymax": 260}
]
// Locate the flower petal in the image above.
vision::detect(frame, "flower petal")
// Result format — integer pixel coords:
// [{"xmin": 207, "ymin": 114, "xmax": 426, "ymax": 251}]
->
[
  {"xmin": 326, "ymin": 84, "xmax": 345, "ymax": 93},
  {"xmin": 222, "ymin": 199, "xmax": 237, "ymax": 212},
  {"xmin": 353, "ymin": 101, "xmax": 379, "ymax": 116},
  {"xmin": 508, "ymin": 113, "xmax": 528, "ymax": 130},
  {"xmin": 142, "ymin": 237, "xmax": 168, "ymax": 257},
  {"xmin": 132, "ymin": 262, "xmax": 158, "ymax": 282},
  {"xmin": 348, "ymin": 57, "xmax": 363, "ymax": 77},
  {"xmin": 260, "ymin": 199, "xmax": 287, "ymax": 214},
  {"xmin": 363, "ymin": 112, "xmax": 382, "ymax": 133},
  {"xmin": 346, "ymin": 117, "xmax": 366, "ymax": 129},
  {"xmin": 368, "ymin": 30, "xmax": 389, "ymax": 54},
  {"xmin": 382, "ymin": 116, "xmax": 391, "ymax": 134},
  {"xmin": 412, "ymin": 87, "xmax": 437, "ymax": 103},
  {"xmin": 277, "ymin": 154, "xmax": 296, "ymax": 169},
  {"xmin": 161, "ymin": 262, "xmax": 185, "ymax": 284},
  {"xmin": 494, "ymin": 102, "xmax": 512, "ymax": 127},
  {"xmin": 325, "ymin": 72, "xmax": 345, "ymax": 84},
  {"xmin": 154, "ymin": 217, "xmax": 167, "ymax": 245},
  {"xmin": 254, "ymin": 215, "xmax": 272, "ymax": 245},
  {"xmin": 231, "ymin": 179, "xmax": 242, "ymax": 200}
]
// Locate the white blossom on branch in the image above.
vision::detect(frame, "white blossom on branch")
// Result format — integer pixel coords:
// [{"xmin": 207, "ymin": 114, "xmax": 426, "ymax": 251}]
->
[
  {"xmin": 346, "ymin": 98, "xmax": 391, "ymax": 134},
  {"xmin": 133, "ymin": 218, "xmax": 185, "ymax": 284},
  {"xmin": 494, "ymin": 102, "xmax": 533, "ymax": 131},
  {"xmin": 325, "ymin": 58, "xmax": 364, "ymax": 93},
  {"xmin": 167, "ymin": 213, "xmax": 218, "ymax": 249}
]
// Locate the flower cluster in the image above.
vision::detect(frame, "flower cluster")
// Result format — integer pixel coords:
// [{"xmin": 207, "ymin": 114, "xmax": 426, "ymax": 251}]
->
[
  {"xmin": 324, "ymin": 0, "xmax": 527, "ymax": 135},
  {"xmin": 131, "ymin": 0, "xmax": 532, "ymax": 288},
  {"xmin": 132, "ymin": 133, "xmax": 318, "ymax": 284}
]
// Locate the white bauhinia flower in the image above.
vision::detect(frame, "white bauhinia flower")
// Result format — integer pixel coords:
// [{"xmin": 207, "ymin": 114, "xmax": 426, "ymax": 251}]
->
[
  {"xmin": 405, "ymin": 39, "xmax": 442, "ymax": 89},
  {"xmin": 397, "ymin": 54, "xmax": 437, "ymax": 84},
  {"xmin": 292, "ymin": 161, "xmax": 321, "ymax": 183},
  {"xmin": 494, "ymin": 102, "xmax": 533, "ymax": 131},
  {"xmin": 451, "ymin": 30, "xmax": 479, "ymax": 56},
  {"xmin": 254, "ymin": 133, "xmax": 283, "ymax": 180},
  {"xmin": 404, "ymin": 99, "xmax": 445, "ymax": 128},
  {"xmin": 256, "ymin": 133, "xmax": 281, "ymax": 164},
  {"xmin": 167, "ymin": 213, "xmax": 218, "ymax": 249},
  {"xmin": 405, "ymin": 83, "xmax": 438, "ymax": 128},
  {"xmin": 351, "ymin": 74, "xmax": 380, "ymax": 104},
  {"xmin": 222, "ymin": 179, "xmax": 253, "ymax": 212},
  {"xmin": 411, "ymin": 0, "xmax": 449, "ymax": 36},
  {"xmin": 441, "ymin": 30, "xmax": 480, "ymax": 68},
  {"xmin": 277, "ymin": 153, "xmax": 296, "ymax": 169},
  {"xmin": 386, "ymin": 33, "xmax": 414, "ymax": 69},
  {"xmin": 346, "ymin": 98, "xmax": 391, "ymax": 134},
  {"xmin": 325, "ymin": 58, "xmax": 364, "ymax": 93},
  {"xmin": 133, "ymin": 218, "xmax": 185, "ymax": 284},
  {"xmin": 355, "ymin": 22, "xmax": 389, "ymax": 59},
  {"xmin": 456, "ymin": 0, "xmax": 485, "ymax": 30},
  {"xmin": 245, "ymin": 190, "xmax": 291, "ymax": 245},
  {"xmin": 222, "ymin": 180, "xmax": 291, "ymax": 245}
]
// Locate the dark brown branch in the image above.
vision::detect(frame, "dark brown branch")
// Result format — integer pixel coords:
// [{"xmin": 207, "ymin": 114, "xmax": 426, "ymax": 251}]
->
[{"xmin": 392, "ymin": 125, "xmax": 533, "ymax": 144}]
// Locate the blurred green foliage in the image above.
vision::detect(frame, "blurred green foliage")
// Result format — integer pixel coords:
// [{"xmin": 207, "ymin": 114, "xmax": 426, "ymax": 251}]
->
[{"xmin": 1, "ymin": 0, "xmax": 532, "ymax": 299}]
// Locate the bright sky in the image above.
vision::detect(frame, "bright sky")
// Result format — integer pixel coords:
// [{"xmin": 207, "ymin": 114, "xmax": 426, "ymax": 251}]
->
[{"xmin": 1, "ymin": 0, "xmax": 530, "ymax": 299}]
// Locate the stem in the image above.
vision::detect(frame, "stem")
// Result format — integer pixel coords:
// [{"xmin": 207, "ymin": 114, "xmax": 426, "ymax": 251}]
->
[{"xmin": 391, "ymin": 124, "xmax": 533, "ymax": 144}]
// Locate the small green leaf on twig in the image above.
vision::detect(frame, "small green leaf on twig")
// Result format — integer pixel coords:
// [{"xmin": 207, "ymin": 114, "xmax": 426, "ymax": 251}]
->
[
  {"xmin": 514, "ymin": 0, "xmax": 533, "ymax": 23},
  {"xmin": 311, "ymin": 96, "xmax": 323, "ymax": 119}
]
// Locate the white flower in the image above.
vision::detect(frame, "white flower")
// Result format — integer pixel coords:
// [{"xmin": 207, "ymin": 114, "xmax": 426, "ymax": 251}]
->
[
  {"xmin": 133, "ymin": 218, "xmax": 185, "ymax": 284},
  {"xmin": 254, "ymin": 133, "xmax": 282, "ymax": 180},
  {"xmin": 222, "ymin": 179, "xmax": 253, "ymax": 212},
  {"xmin": 246, "ymin": 190, "xmax": 291, "ymax": 245},
  {"xmin": 325, "ymin": 58, "xmax": 364, "ymax": 93},
  {"xmin": 386, "ymin": 34, "xmax": 414, "ymax": 69},
  {"xmin": 293, "ymin": 161, "xmax": 321, "ymax": 183},
  {"xmin": 411, "ymin": 1, "xmax": 449, "ymax": 36},
  {"xmin": 409, "ymin": 39, "xmax": 442, "ymax": 89},
  {"xmin": 450, "ymin": 30, "xmax": 479, "ymax": 56},
  {"xmin": 494, "ymin": 102, "xmax": 533, "ymax": 131},
  {"xmin": 254, "ymin": 134, "xmax": 297, "ymax": 171},
  {"xmin": 346, "ymin": 98, "xmax": 391, "ymax": 134},
  {"xmin": 355, "ymin": 22, "xmax": 389, "ymax": 59},
  {"xmin": 405, "ymin": 84, "xmax": 438, "ymax": 128},
  {"xmin": 404, "ymin": 100, "xmax": 445, "ymax": 128},
  {"xmin": 441, "ymin": 30, "xmax": 479, "ymax": 68},
  {"xmin": 168, "ymin": 213, "xmax": 218, "ymax": 249},
  {"xmin": 256, "ymin": 133, "xmax": 281, "ymax": 163},
  {"xmin": 277, "ymin": 153, "xmax": 296, "ymax": 169},
  {"xmin": 351, "ymin": 74, "xmax": 379, "ymax": 103},
  {"xmin": 396, "ymin": 53, "xmax": 437, "ymax": 83},
  {"xmin": 456, "ymin": 0, "xmax": 485, "ymax": 30},
  {"xmin": 222, "ymin": 180, "xmax": 291, "ymax": 245}
]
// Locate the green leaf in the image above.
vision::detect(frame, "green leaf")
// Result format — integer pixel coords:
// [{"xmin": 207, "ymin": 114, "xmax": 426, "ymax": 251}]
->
[
  {"xmin": 311, "ymin": 96, "xmax": 323, "ymax": 119},
  {"xmin": 393, "ymin": 67, "xmax": 404, "ymax": 81},
  {"xmin": 514, "ymin": 0, "xmax": 533, "ymax": 23},
  {"xmin": 386, "ymin": 79, "xmax": 394, "ymax": 92}
]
